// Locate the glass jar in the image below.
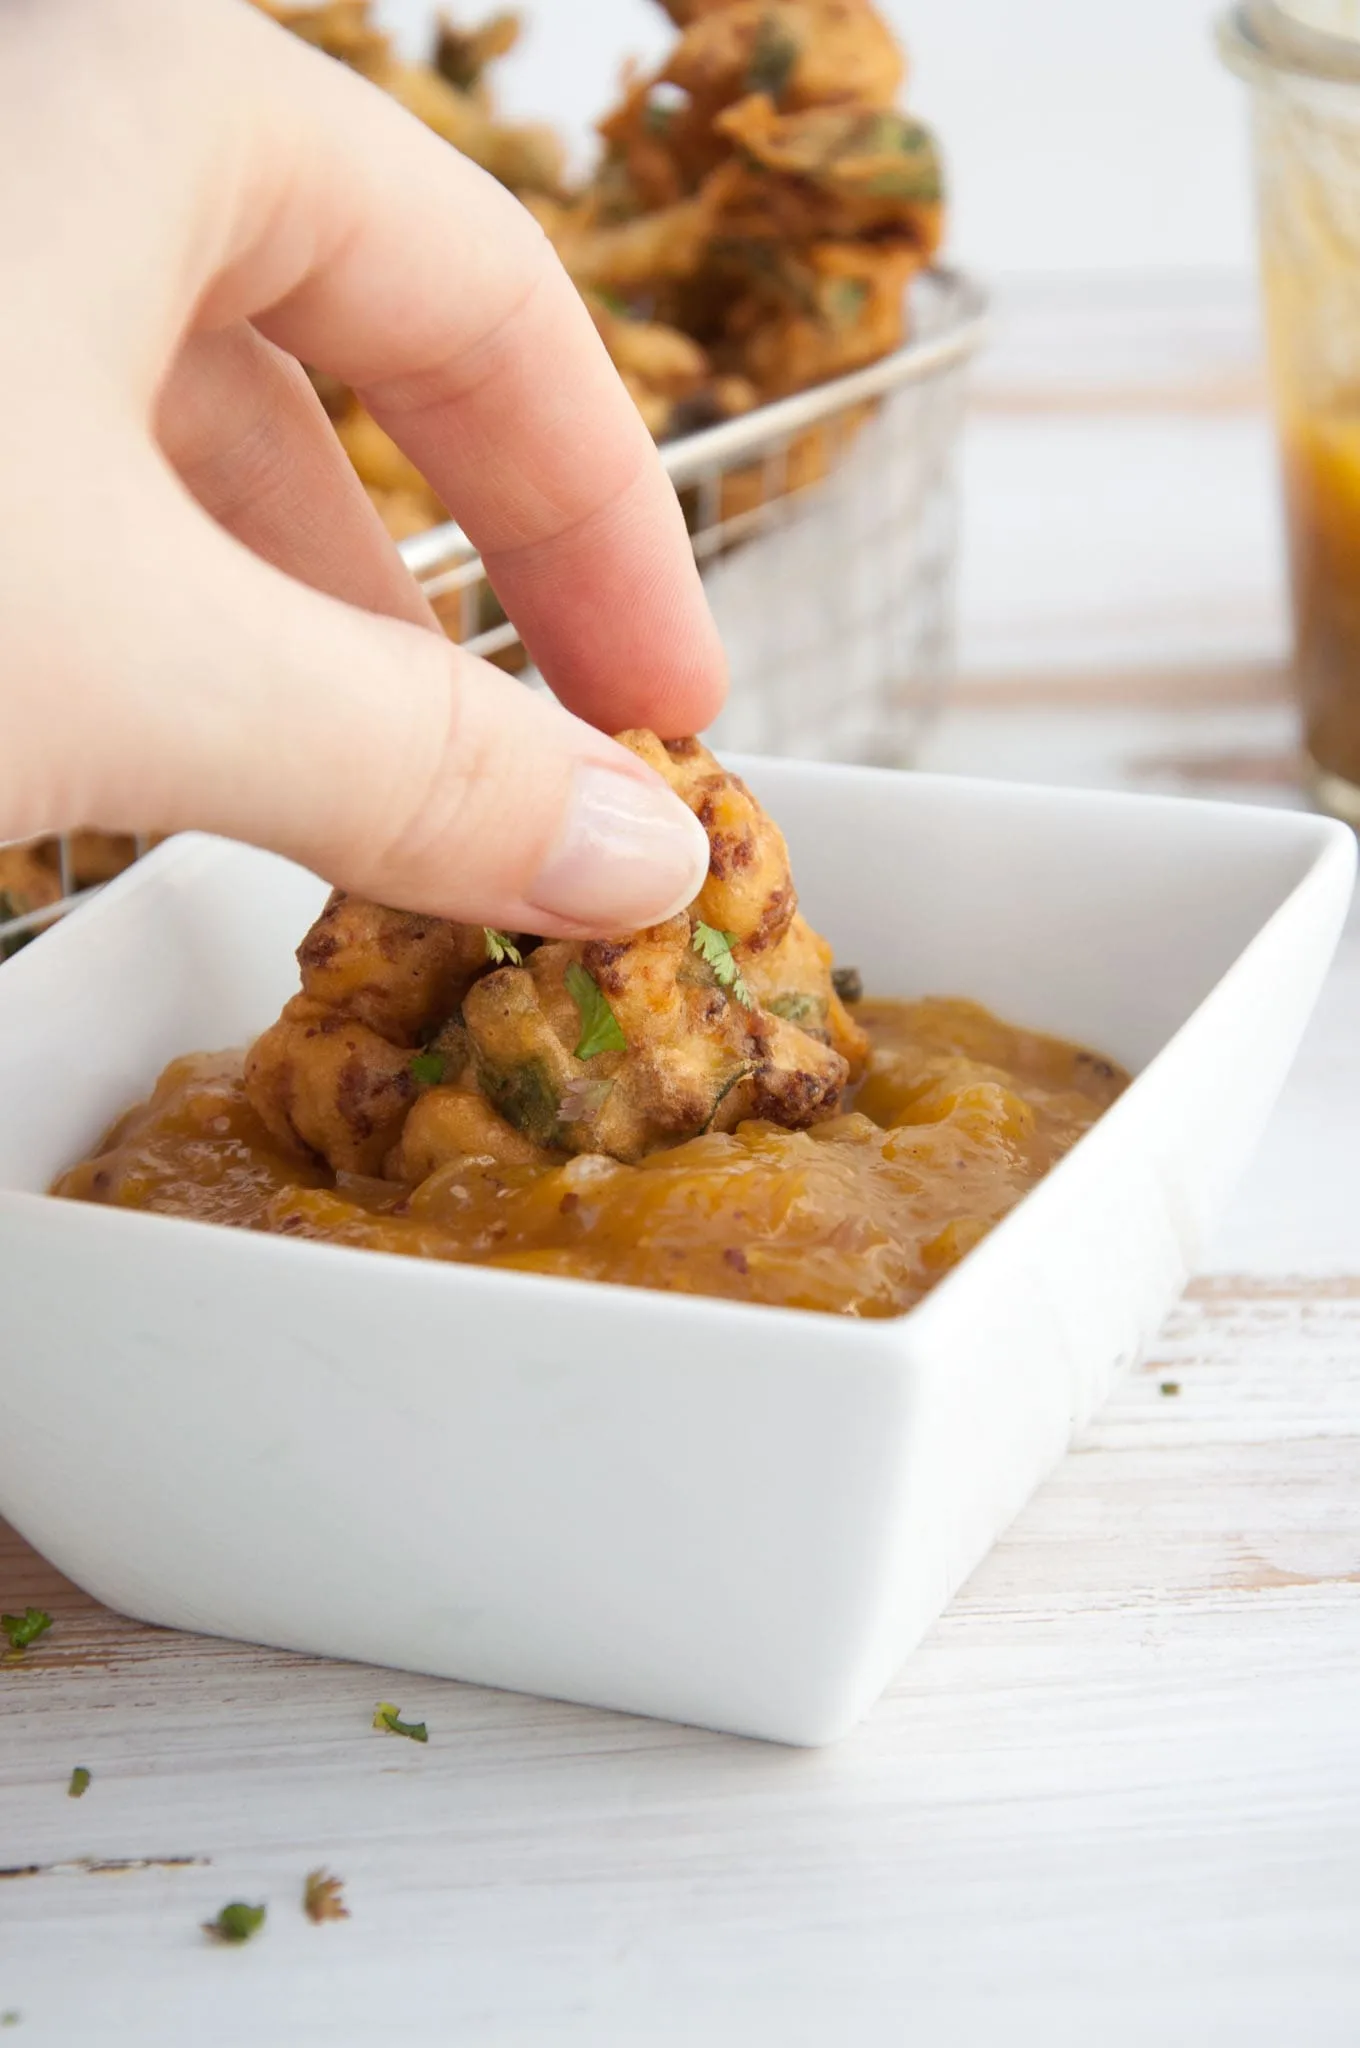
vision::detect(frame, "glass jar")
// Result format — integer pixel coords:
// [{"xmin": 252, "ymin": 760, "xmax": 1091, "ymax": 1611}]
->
[{"xmin": 1221, "ymin": 1, "xmax": 1360, "ymax": 824}]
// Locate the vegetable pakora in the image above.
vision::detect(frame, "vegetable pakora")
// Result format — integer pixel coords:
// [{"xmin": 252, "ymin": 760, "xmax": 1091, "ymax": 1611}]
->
[{"xmin": 242, "ymin": 732, "xmax": 869, "ymax": 1174}]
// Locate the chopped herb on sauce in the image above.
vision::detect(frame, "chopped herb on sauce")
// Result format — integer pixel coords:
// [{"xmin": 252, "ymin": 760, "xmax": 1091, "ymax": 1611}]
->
[{"xmin": 409, "ymin": 1050, "xmax": 446, "ymax": 1088}]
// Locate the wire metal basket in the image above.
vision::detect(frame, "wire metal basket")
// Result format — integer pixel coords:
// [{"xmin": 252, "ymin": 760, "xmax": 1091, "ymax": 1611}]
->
[{"xmin": 0, "ymin": 266, "xmax": 984, "ymax": 960}]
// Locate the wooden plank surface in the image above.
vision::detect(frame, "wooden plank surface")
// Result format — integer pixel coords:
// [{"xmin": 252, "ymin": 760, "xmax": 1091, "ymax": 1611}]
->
[
  {"xmin": 4, "ymin": 285, "xmax": 1359, "ymax": 2043},
  {"xmin": 2, "ymin": 1247, "xmax": 1358, "ymax": 2043}
]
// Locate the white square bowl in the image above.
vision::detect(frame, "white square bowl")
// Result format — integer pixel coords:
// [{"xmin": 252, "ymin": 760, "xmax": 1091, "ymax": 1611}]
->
[{"xmin": 0, "ymin": 765, "xmax": 1352, "ymax": 1745}]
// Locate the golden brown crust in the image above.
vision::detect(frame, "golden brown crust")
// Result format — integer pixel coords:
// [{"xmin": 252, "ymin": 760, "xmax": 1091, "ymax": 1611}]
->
[
  {"xmin": 389, "ymin": 1085, "xmax": 553, "ymax": 1181},
  {"xmin": 243, "ymin": 731, "xmax": 859, "ymax": 1176},
  {"xmin": 244, "ymin": 997, "xmax": 418, "ymax": 1175},
  {"xmin": 296, "ymin": 893, "xmax": 489, "ymax": 1045},
  {"xmin": 615, "ymin": 731, "xmax": 798, "ymax": 955}
]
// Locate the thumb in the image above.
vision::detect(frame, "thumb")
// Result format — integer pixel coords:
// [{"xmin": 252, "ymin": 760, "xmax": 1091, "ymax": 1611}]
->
[{"xmin": 12, "ymin": 472, "xmax": 712, "ymax": 937}]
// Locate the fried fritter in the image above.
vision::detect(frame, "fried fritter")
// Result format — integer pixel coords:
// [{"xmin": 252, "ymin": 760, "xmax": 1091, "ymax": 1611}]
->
[
  {"xmin": 243, "ymin": 733, "xmax": 865, "ymax": 1176},
  {"xmin": 713, "ymin": 97, "xmax": 943, "ymax": 246},
  {"xmin": 661, "ymin": 1, "xmax": 904, "ymax": 118},
  {"xmin": 245, "ymin": 997, "xmax": 420, "ymax": 1176},
  {"xmin": 616, "ymin": 730, "xmax": 796, "ymax": 953},
  {"xmin": 293, "ymin": 892, "xmax": 489, "ymax": 1043},
  {"xmin": 244, "ymin": 895, "xmax": 490, "ymax": 1169}
]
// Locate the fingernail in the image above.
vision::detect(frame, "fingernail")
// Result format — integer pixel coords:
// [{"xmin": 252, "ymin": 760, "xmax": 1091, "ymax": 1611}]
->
[{"xmin": 529, "ymin": 763, "xmax": 711, "ymax": 930}]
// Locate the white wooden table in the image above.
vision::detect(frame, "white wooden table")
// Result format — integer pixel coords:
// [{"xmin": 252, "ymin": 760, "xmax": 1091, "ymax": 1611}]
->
[{"xmin": 3, "ymin": 285, "xmax": 1359, "ymax": 2045}]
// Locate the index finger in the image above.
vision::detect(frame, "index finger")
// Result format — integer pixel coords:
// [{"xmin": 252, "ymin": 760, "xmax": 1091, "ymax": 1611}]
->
[{"xmin": 205, "ymin": 7, "xmax": 727, "ymax": 738}]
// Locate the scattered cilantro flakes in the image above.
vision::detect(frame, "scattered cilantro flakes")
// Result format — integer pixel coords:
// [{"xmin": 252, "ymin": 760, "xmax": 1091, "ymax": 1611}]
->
[
  {"xmin": 691, "ymin": 923, "xmax": 753, "ymax": 1008},
  {"xmin": 1, "ymin": 1609, "xmax": 51, "ymax": 1653},
  {"xmin": 303, "ymin": 1869, "xmax": 350, "ymax": 1923},
  {"xmin": 483, "ymin": 928, "xmax": 523, "ymax": 967},
  {"xmin": 564, "ymin": 963, "xmax": 626, "ymax": 1059},
  {"xmin": 203, "ymin": 1902, "xmax": 266, "ymax": 1945},
  {"xmin": 1, "ymin": 2012, "xmax": 19, "ymax": 2027},
  {"xmin": 373, "ymin": 1702, "xmax": 428, "ymax": 1744},
  {"xmin": 409, "ymin": 1050, "xmax": 446, "ymax": 1088},
  {"xmin": 1160, "ymin": 1381, "xmax": 1181, "ymax": 1397},
  {"xmin": 68, "ymin": 1767, "xmax": 91, "ymax": 1800}
]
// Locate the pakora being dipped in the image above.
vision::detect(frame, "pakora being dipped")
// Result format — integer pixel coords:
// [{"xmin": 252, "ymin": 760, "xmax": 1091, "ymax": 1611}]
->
[
  {"xmin": 242, "ymin": 732, "xmax": 867, "ymax": 1176},
  {"xmin": 55, "ymin": 741, "xmax": 1129, "ymax": 1320}
]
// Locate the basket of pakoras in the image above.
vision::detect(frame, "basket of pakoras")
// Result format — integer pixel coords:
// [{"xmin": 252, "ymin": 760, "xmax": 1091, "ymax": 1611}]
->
[
  {"xmin": 0, "ymin": 0, "xmax": 983, "ymax": 965},
  {"xmin": 268, "ymin": 0, "xmax": 983, "ymax": 763}
]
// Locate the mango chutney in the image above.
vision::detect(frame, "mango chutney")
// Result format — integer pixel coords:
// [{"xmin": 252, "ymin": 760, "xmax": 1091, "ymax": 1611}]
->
[{"xmin": 53, "ymin": 997, "xmax": 1127, "ymax": 1320}]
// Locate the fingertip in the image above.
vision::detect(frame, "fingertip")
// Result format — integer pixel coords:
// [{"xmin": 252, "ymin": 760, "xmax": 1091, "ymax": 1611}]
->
[{"xmin": 525, "ymin": 757, "xmax": 711, "ymax": 934}]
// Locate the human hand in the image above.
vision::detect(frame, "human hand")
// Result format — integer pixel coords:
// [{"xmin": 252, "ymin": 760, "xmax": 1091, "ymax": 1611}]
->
[{"xmin": 0, "ymin": 0, "xmax": 724, "ymax": 935}]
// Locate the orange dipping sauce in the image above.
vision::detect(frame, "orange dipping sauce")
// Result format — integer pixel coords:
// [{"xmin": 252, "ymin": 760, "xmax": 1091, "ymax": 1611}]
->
[{"xmin": 53, "ymin": 997, "xmax": 1126, "ymax": 1319}]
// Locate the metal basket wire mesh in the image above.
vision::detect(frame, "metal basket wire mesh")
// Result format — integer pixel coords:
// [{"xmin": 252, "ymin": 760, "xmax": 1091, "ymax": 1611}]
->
[{"xmin": 0, "ymin": 266, "xmax": 984, "ymax": 960}]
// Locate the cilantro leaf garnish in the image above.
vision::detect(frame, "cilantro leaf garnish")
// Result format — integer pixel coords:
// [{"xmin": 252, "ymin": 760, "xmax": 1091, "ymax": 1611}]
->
[
  {"xmin": 373, "ymin": 1702, "xmax": 428, "ymax": 1743},
  {"xmin": 564, "ymin": 963, "xmax": 626, "ymax": 1059},
  {"xmin": 691, "ymin": 923, "xmax": 753, "ymax": 1008},
  {"xmin": 68, "ymin": 1767, "xmax": 91, "ymax": 1799},
  {"xmin": 409, "ymin": 1050, "xmax": 445, "ymax": 1088},
  {"xmin": 303, "ymin": 1868, "xmax": 349, "ymax": 1923},
  {"xmin": 1, "ymin": 1608, "xmax": 51, "ymax": 1653},
  {"xmin": 483, "ymin": 928, "xmax": 523, "ymax": 967},
  {"xmin": 203, "ymin": 1902, "xmax": 266, "ymax": 1945}
]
